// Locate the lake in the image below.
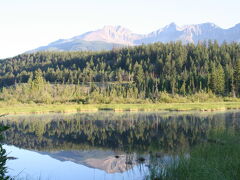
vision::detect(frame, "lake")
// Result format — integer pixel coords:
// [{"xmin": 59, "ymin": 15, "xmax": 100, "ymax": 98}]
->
[{"xmin": 1, "ymin": 111, "xmax": 240, "ymax": 180}]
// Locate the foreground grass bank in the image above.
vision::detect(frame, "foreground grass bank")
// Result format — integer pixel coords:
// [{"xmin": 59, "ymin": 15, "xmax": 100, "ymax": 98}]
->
[
  {"xmin": 147, "ymin": 132, "xmax": 240, "ymax": 180},
  {"xmin": 1, "ymin": 102, "xmax": 240, "ymax": 114}
]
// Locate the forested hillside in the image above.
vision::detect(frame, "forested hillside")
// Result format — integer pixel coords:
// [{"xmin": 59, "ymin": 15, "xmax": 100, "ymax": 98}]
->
[{"xmin": 1, "ymin": 41, "xmax": 240, "ymax": 104}]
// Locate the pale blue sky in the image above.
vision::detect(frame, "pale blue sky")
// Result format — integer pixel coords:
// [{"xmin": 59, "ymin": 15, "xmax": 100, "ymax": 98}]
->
[{"xmin": 0, "ymin": 0, "xmax": 239, "ymax": 58}]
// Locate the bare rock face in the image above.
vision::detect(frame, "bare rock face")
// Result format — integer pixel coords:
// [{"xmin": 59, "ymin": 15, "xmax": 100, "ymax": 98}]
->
[
  {"xmin": 79, "ymin": 25, "xmax": 143, "ymax": 45},
  {"xmin": 139, "ymin": 23, "xmax": 236, "ymax": 44}
]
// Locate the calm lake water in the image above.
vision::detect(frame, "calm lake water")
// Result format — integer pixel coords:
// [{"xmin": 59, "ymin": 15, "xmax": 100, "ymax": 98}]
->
[{"xmin": 2, "ymin": 111, "xmax": 240, "ymax": 180}]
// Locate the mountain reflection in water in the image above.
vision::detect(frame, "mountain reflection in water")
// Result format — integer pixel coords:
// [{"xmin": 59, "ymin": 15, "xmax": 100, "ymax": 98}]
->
[{"xmin": 2, "ymin": 111, "xmax": 240, "ymax": 179}]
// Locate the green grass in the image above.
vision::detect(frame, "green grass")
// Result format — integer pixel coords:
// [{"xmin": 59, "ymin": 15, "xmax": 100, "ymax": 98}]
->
[
  {"xmin": 147, "ymin": 132, "xmax": 240, "ymax": 180},
  {"xmin": 1, "ymin": 101, "xmax": 240, "ymax": 115}
]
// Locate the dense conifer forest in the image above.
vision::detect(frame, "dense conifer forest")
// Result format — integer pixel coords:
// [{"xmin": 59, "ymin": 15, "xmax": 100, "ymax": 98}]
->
[{"xmin": 1, "ymin": 41, "xmax": 240, "ymax": 104}]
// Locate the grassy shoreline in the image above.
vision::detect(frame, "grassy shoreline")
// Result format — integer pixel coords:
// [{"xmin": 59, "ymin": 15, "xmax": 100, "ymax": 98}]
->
[
  {"xmin": 1, "ymin": 102, "xmax": 240, "ymax": 115},
  {"xmin": 148, "ymin": 132, "xmax": 240, "ymax": 180}
]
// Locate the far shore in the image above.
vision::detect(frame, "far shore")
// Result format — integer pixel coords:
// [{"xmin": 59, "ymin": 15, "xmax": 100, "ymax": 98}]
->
[{"xmin": 1, "ymin": 102, "xmax": 240, "ymax": 115}]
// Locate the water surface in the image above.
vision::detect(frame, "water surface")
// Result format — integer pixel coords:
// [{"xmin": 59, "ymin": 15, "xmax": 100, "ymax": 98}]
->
[{"xmin": 2, "ymin": 111, "xmax": 240, "ymax": 180}]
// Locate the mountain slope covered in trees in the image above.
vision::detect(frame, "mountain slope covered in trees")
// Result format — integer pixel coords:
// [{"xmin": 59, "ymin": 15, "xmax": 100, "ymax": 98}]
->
[{"xmin": 1, "ymin": 41, "xmax": 240, "ymax": 103}]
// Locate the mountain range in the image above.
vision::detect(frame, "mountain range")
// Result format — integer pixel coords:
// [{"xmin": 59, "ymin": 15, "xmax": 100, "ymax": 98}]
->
[{"xmin": 29, "ymin": 22, "xmax": 240, "ymax": 52}]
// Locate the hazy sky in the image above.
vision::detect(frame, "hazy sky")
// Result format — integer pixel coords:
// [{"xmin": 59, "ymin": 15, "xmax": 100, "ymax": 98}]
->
[{"xmin": 0, "ymin": 0, "xmax": 239, "ymax": 58}]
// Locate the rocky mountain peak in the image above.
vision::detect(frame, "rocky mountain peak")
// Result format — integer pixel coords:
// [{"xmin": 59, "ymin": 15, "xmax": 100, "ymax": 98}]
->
[{"xmin": 102, "ymin": 25, "xmax": 131, "ymax": 33}]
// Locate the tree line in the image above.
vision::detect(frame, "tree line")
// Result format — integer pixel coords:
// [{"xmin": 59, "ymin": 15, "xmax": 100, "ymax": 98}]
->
[{"xmin": 1, "ymin": 41, "xmax": 240, "ymax": 99}]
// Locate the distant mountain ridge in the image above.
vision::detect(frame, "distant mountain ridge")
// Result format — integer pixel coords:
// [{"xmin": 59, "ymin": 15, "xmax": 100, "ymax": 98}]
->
[{"xmin": 29, "ymin": 23, "xmax": 240, "ymax": 52}]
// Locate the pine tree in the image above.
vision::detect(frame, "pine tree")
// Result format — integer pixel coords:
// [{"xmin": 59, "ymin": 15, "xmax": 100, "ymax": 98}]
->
[{"xmin": 234, "ymin": 60, "xmax": 240, "ymax": 96}]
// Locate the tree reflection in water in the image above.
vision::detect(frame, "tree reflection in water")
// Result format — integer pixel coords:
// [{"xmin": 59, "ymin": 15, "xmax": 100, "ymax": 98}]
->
[{"xmin": 1, "ymin": 111, "xmax": 240, "ymax": 174}]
